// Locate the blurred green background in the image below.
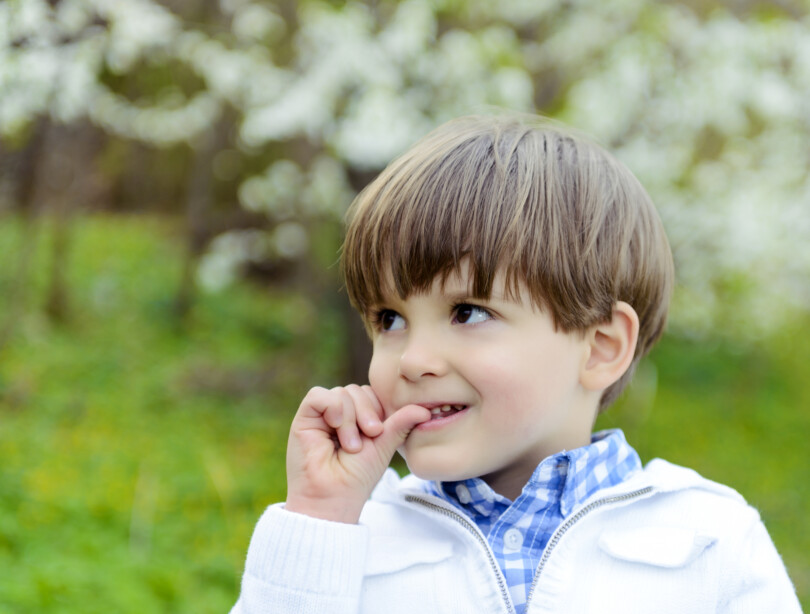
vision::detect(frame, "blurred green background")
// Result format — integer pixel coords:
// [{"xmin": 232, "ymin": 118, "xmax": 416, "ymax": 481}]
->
[{"xmin": 1, "ymin": 0, "xmax": 809, "ymax": 612}]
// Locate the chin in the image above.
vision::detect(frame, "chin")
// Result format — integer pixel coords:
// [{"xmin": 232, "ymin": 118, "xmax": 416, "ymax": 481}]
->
[{"xmin": 403, "ymin": 456, "xmax": 474, "ymax": 483}]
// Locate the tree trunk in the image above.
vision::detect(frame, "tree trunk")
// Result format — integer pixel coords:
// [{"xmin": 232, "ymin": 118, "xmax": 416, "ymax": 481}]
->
[
  {"xmin": 173, "ymin": 119, "xmax": 225, "ymax": 322},
  {"xmin": 0, "ymin": 118, "xmax": 49, "ymax": 349}
]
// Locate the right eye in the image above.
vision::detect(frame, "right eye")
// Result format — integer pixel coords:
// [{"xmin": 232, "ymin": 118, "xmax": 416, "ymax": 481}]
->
[{"xmin": 377, "ymin": 309, "xmax": 405, "ymax": 332}]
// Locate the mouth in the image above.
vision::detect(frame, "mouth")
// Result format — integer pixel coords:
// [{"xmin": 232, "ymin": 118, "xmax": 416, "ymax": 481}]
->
[
  {"xmin": 412, "ymin": 403, "xmax": 469, "ymax": 432},
  {"xmin": 426, "ymin": 404, "xmax": 467, "ymax": 420}
]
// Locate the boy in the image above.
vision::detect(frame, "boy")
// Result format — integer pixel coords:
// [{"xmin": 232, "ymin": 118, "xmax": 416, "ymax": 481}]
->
[{"xmin": 231, "ymin": 115, "xmax": 802, "ymax": 613}]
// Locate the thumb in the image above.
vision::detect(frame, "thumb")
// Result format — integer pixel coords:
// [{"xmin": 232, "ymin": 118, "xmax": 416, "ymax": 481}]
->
[{"xmin": 374, "ymin": 404, "xmax": 431, "ymax": 461}]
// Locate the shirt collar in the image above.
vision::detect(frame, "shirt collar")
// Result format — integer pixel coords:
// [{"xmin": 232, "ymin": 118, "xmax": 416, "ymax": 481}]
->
[
  {"xmin": 430, "ymin": 429, "xmax": 641, "ymax": 519},
  {"xmin": 553, "ymin": 428, "xmax": 642, "ymax": 516}
]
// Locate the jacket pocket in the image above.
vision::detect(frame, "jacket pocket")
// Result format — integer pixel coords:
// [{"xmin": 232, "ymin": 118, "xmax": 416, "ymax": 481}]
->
[{"xmin": 598, "ymin": 526, "xmax": 717, "ymax": 568}]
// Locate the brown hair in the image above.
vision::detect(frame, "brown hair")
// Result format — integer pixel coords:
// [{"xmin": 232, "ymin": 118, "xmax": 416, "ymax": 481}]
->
[{"xmin": 341, "ymin": 114, "xmax": 674, "ymax": 411}]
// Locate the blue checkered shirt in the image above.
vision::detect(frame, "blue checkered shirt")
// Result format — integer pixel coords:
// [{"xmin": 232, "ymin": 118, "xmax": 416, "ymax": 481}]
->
[{"xmin": 421, "ymin": 429, "xmax": 641, "ymax": 614}]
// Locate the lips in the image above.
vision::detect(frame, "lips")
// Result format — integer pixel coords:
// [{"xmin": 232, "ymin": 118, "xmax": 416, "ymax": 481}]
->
[
  {"xmin": 406, "ymin": 403, "xmax": 470, "ymax": 432},
  {"xmin": 428, "ymin": 404, "xmax": 466, "ymax": 419}
]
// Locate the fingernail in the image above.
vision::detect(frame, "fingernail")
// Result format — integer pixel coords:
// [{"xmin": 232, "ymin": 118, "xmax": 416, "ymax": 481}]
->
[{"xmin": 349, "ymin": 436, "xmax": 361, "ymax": 450}]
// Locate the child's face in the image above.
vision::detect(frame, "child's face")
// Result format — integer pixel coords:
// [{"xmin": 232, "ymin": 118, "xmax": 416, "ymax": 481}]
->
[{"xmin": 368, "ymin": 263, "xmax": 599, "ymax": 499}]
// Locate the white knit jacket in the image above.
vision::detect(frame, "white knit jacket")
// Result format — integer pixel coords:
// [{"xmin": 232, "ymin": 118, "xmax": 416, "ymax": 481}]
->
[{"xmin": 231, "ymin": 459, "xmax": 802, "ymax": 614}]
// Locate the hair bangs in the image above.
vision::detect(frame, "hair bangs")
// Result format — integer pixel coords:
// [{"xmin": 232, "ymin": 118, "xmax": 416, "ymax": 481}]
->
[{"xmin": 342, "ymin": 124, "xmax": 544, "ymax": 318}]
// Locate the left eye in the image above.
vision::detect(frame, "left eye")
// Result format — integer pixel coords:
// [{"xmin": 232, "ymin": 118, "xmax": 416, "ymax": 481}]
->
[{"xmin": 453, "ymin": 304, "xmax": 492, "ymax": 325}]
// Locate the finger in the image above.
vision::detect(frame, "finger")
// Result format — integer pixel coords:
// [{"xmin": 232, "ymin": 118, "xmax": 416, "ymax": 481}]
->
[
  {"xmin": 321, "ymin": 399, "xmax": 344, "ymax": 429},
  {"xmin": 359, "ymin": 385, "xmax": 385, "ymax": 421},
  {"xmin": 334, "ymin": 389, "xmax": 362, "ymax": 453},
  {"xmin": 345, "ymin": 385, "xmax": 383, "ymax": 438},
  {"xmin": 373, "ymin": 404, "xmax": 432, "ymax": 462},
  {"xmin": 298, "ymin": 387, "xmax": 344, "ymax": 430}
]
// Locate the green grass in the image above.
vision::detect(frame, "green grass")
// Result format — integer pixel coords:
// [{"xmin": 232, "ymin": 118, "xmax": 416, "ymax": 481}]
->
[
  {"xmin": 0, "ymin": 214, "xmax": 342, "ymax": 613},
  {"xmin": 0, "ymin": 213, "xmax": 807, "ymax": 611}
]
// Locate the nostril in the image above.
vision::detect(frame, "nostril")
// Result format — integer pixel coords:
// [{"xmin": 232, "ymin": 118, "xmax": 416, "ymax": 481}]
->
[{"xmin": 398, "ymin": 353, "xmax": 444, "ymax": 380}]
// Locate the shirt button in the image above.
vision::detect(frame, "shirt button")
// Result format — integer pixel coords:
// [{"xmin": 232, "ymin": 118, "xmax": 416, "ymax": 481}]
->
[
  {"xmin": 504, "ymin": 528, "xmax": 524, "ymax": 550},
  {"xmin": 455, "ymin": 484, "xmax": 472, "ymax": 504}
]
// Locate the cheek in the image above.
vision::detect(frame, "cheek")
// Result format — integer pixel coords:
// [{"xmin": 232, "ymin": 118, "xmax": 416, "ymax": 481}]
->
[
  {"xmin": 471, "ymin": 366, "xmax": 532, "ymax": 420},
  {"xmin": 469, "ymin": 352, "xmax": 535, "ymax": 396},
  {"xmin": 367, "ymin": 356, "xmax": 383, "ymax": 390},
  {"xmin": 368, "ymin": 352, "xmax": 395, "ymax": 406},
  {"xmin": 472, "ymin": 354, "xmax": 560, "ymax": 415}
]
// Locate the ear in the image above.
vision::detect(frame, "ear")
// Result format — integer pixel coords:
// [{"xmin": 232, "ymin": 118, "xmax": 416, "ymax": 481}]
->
[{"xmin": 580, "ymin": 302, "xmax": 639, "ymax": 392}]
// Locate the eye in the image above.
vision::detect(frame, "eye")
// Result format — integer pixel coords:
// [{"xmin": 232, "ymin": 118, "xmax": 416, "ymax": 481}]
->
[
  {"xmin": 377, "ymin": 309, "xmax": 406, "ymax": 331},
  {"xmin": 452, "ymin": 304, "xmax": 492, "ymax": 325}
]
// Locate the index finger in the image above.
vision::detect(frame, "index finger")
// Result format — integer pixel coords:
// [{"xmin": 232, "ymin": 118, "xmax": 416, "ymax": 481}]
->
[{"xmin": 294, "ymin": 386, "xmax": 344, "ymax": 430}]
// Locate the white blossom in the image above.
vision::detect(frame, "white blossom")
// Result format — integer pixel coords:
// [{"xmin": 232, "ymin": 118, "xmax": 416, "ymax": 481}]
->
[{"xmin": 2, "ymin": 0, "xmax": 809, "ymax": 337}]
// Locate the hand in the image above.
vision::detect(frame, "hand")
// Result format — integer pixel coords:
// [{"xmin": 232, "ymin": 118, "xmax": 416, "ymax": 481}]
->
[{"xmin": 285, "ymin": 385, "xmax": 431, "ymax": 524}]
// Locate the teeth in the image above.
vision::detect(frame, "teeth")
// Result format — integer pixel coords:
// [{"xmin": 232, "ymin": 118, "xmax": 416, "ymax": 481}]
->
[{"xmin": 430, "ymin": 404, "xmax": 463, "ymax": 415}]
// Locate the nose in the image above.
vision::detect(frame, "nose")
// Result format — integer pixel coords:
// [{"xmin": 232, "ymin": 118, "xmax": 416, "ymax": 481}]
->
[{"xmin": 398, "ymin": 329, "xmax": 448, "ymax": 382}]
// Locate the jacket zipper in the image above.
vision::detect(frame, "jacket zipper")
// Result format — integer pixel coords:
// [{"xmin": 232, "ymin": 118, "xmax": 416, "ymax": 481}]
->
[
  {"xmin": 524, "ymin": 486, "xmax": 654, "ymax": 607},
  {"xmin": 404, "ymin": 494, "xmax": 516, "ymax": 614}
]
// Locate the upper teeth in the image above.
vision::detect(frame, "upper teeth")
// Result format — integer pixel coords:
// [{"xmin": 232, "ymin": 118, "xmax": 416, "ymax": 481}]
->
[{"xmin": 430, "ymin": 405, "xmax": 462, "ymax": 415}]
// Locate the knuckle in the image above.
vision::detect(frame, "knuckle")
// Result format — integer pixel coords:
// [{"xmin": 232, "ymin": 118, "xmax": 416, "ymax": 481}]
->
[{"xmin": 304, "ymin": 386, "xmax": 329, "ymax": 403}]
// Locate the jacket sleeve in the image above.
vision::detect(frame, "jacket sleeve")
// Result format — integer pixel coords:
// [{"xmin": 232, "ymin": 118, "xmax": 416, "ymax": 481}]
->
[
  {"xmin": 230, "ymin": 504, "xmax": 369, "ymax": 614},
  {"xmin": 720, "ymin": 516, "xmax": 803, "ymax": 613}
]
